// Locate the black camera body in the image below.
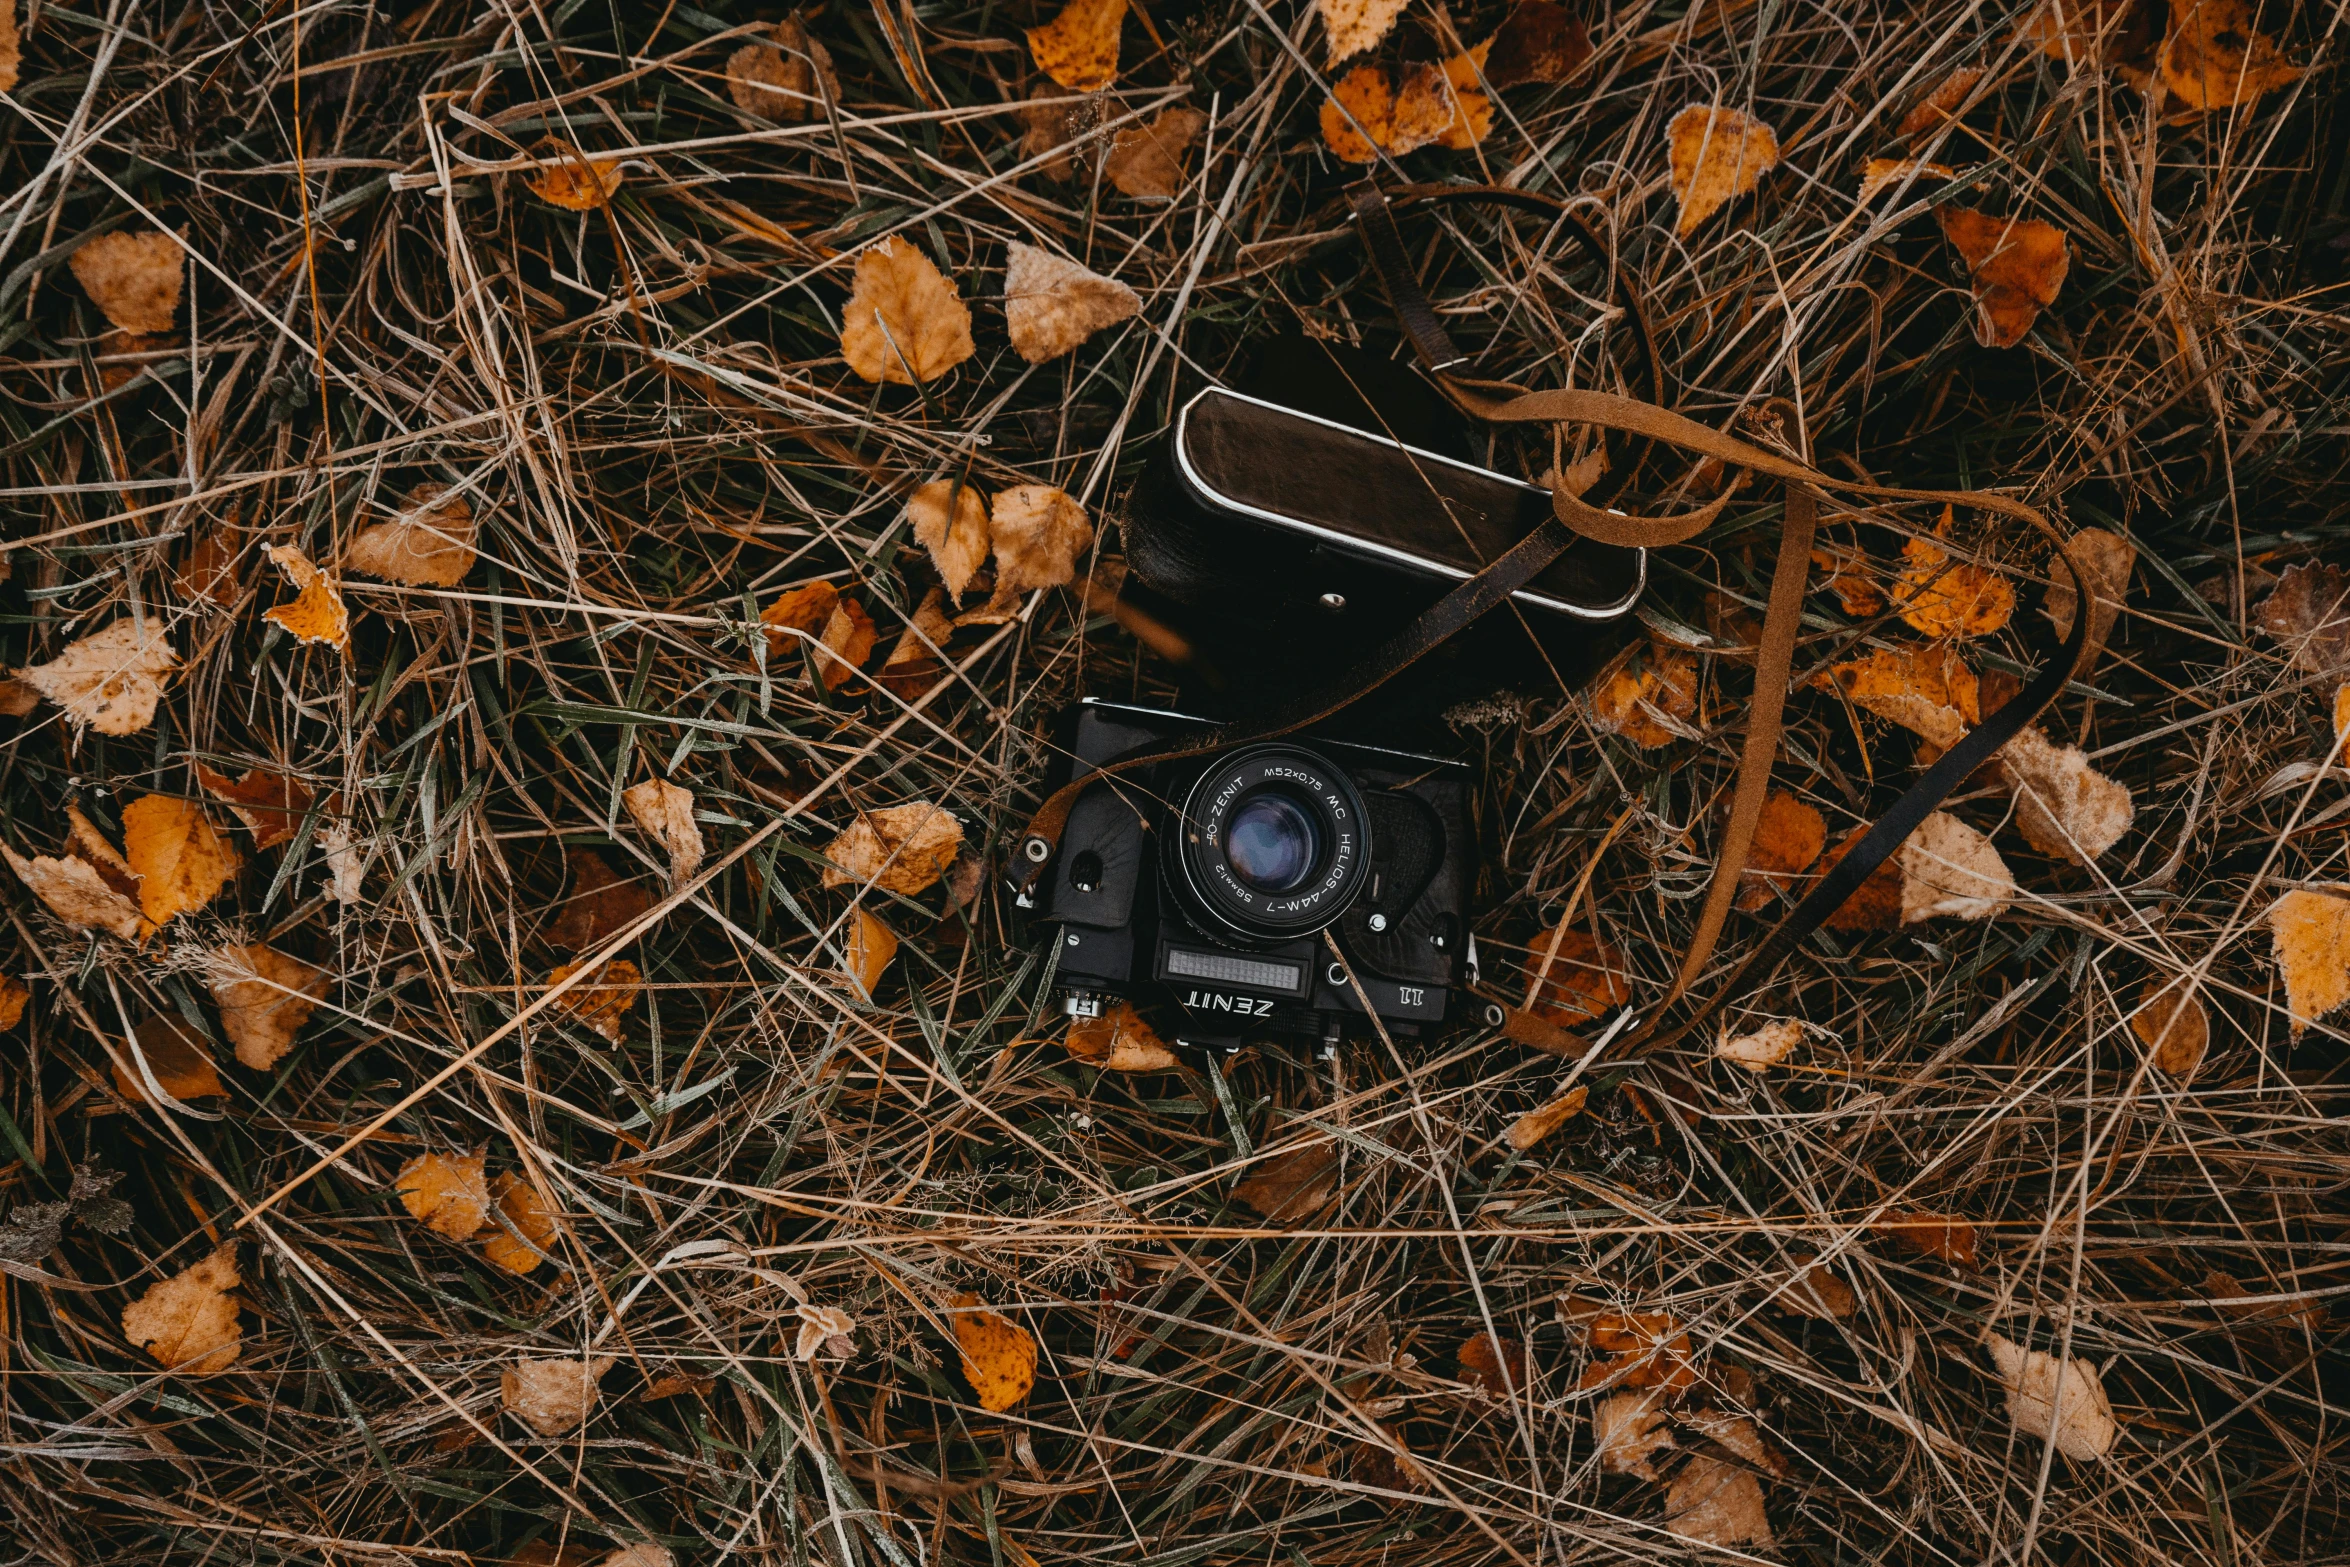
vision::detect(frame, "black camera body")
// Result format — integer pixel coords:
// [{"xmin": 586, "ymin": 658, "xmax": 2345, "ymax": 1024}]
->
[{"xmin": 1024, "ymin": 700, "xmax": 1483, "ymax": 1048}]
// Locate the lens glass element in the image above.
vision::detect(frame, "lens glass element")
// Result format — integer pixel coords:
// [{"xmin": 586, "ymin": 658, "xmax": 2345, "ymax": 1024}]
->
[{"xmin": 1224, "ymin": 789, "xmax": 1322, "ymax": 894}]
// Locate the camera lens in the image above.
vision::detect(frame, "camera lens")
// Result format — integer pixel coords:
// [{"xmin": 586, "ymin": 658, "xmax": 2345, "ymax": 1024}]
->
[
  {"xmin": 1224, "ymin": 788, "xmax": 1322, "ymax": 894},
  {"xmin": 1168, "ymin": 745, "xmax": 1374, "ymax": 943}
]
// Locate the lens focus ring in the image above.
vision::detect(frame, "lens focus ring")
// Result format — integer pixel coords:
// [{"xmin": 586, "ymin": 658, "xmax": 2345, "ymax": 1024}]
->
[{"xmin": 1170, "ymin": 745, "xmax": 1373, "ymax": 943}]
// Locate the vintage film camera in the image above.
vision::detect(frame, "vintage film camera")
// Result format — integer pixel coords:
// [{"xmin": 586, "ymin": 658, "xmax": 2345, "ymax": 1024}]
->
[{"xmin": 1019, "ymin": 384, "xmax": 1648, "ymax": 1047}]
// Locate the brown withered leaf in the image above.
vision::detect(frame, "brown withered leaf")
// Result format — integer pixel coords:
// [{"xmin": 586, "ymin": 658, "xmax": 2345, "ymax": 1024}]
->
[
  {"xmin": 122, "ymin": 1245, "xmax": 242, "ymax": 1372},
  {"xmin": 20, "ymin": 618, "xmax": 177, "ymax": 736},
  {"xmin": 527, "ymin": 143, "xmax": 624, "ymax": 210},
  {"xmin": 177, "ymin": 527, "xmax": 241, "ymax": 609},
  {"xmin": 0, "ymin": 977, "xmax": 28, "ymax": 1032},
  {"xmin": 193, "ymin": 763, "xmax": 313, "ymax": 850},
  {"xmin": 1579, "ymin": 1310, "xmax": 1699, "ymax": 1392},
  {"xmin": 1504, "ymin": 1083, "xmax": 1588, "ymax": 1150},
  {"xmin": 1898, "ymin": 66, "xmax": 1985, "ymax": 137},
  {"xmin": 908, "ymin": 482, "xmax": 990, "ymax": 603},
  {"xmin": 482, "ymin": 1173, "xmax": 561, "ymax": 1275},
  {"xmin": 2044, "ymin": 526, "xmax": 2136, "ymax": 657},
  {"xmin": 1737, "ymin": 791, "xmax": 1826, "ymax": 910},
  {"xmin": 2023, "ymin": 0, "xmax": 2157, "ymax": 78},
  {"xmin": 1593, "ymin": 1388, "xmax": 1676, "ymax": 1478},
  {"xmin": 1483, "ymin": 0, "xmax": 1593, "ymax": 87},
  {"xmin": 1004, "ymin": 242, "xmax": 1140, "ymax": 363},
  {"xmin": 1665, "ymin": 1424, "xmax": 1777, "ymax": 1547},
  {"xmin": 1027, "ymin": 0, "xmax": 1126, "ymax": 91},
  {"xmin": 839, "ymin": 238, "xmax": 976, "ymax": 385},
  {"xmin": 2254, "ymin": 562, "xmax": 2350, "ymax": 675},
  {"xmin": 2160, "ymin": 0, "xmax": 2302, "ymax": 110},
  {"xmin": 0, "ymin": 678, "xmax": 36, "ymax": 718},
  {"xmin": 549, "ymin": 958, "xmax": 640, "ymax": 1043},
  {"xmin": 1716, "ymin": 1018, "xmax": 1805, "ymax": 1072},
  {"xmin": 1895, "ymin": 509, "xmax": 2016, "ymax": 638},
  {"xmin": 727, "ymin": 16, "xmax": 837, "ymax": 121},
  {"xmin": 1939, "ymin": 208, "xmax": 2069, "ymax": 349},
  {"xmin": 1667, "ymin": 105, "xmax": 1780, "ymax": 238},
  {"xmin": 208, "ymin": 943, "xmax": 328, "ymax": 1071},
  {"xmin": 1817, "ymin": 644, "xmax": 1980, "ymax": 749},
  {"xmin": 879, "ymin": 586, "xmax": 955, "ymax": 700},
  {"xmin": 1878, "ymin": 1208, "xmax": 1980, "ymax": 1267},
  {"xmin": 1021, "ymin": 87, "xmax": 1104, "ymax": 182},
  {"xmin": 396, "ymin": 1149, "xmax": 492, "ymax": 1242},
  {"xmin": 1064, "ymin": 999, "xmax": 1177, "ymax": 1071},
  {"xmin": 2131, "ymin": 977, "xmax": 2210, "ymax": 1078},
  {"xmin": 70, "ymin": 230, "xmax": 184, "ymax": 334},
  {"xmin": 1525, "ymin": 923, "xmax": 1630, "ymax": 1026},
  {"xmin": 4, "ymin": 838, "xmax": 143, "ymax": 939},
  {"xmin": 1984, "ymin": 1334, "xmax": 2117, "ymax": 1461},
  {"xmin": 1458, "ymin": 1331, "xmax": 1527, "ymax": 1395},
  {"xmin": 1811, "ymin": 542, "xmax": 1889, "ymax": 615},
  {"xmin": 1898, "ymin": 811, "xmax": 2016, "ymax": 923},
  {"xmin": 1316, "ymin": 0, "xmax": 1410, "ymax": 64},
  {"xmin": 622, "ymin": 778, "xmax": 704, "ymax": 888},
  {"xmin": 113, "ymin": 1013, "xmax": 226, "ymax": 1106},
  {"xmin": 348, "ymin": 483, "xmax": 478, "ymax": 587},
  {"xmin": 1232, "ymin": 1140, "xmax": 1340, "ymax": 1223},
  {"xmin": 1820, "ymin": 828, "xmax": 1906, "ymax": 933},
  {"xmin": 2269, "ymin": 889, "xmax": 2350, "ymax": 1037},
  {"xmin": 547, "ymin": 848, "xmax": 652, "ymax": 952},
  {"xmin": 1858, "ymin": 157, "xmax": 1957, "ymax": 203},
  {"xmin": 821, "ymin": 803, "xmax": 962, "ymax": 894},
  {"xmin": 0, "ymin": 1, "xmax": 18, "ymax": 95},
  {"xmin": 1997, "ymin": 727, "xmax": 2133, "ymax": 863},
  {"xmin": 1776, "ymin": 1252, "xmax": 1859, "ymax": 1319},
  {"xmin": 503, "ymin": 1355, "xmax": 615, "ymax": 1435},
  {"xmin": 122, "ymin": 794, "xmax": 241, "ymax": 932},
  {"xmin": 1105, "ymin": 106, "xmax": 1208, "ymax": 200}
]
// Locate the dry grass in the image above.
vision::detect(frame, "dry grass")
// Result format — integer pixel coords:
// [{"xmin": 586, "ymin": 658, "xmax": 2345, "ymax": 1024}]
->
[{"xmin": 3, "ymin": 1, "xmax": 2349, "ymax": 1565}]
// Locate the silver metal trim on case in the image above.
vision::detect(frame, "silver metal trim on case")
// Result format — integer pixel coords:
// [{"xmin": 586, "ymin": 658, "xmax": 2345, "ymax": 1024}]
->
[{"xmin": 1169, "ymin": 386, "xmax": 1647, "ymax": 622}]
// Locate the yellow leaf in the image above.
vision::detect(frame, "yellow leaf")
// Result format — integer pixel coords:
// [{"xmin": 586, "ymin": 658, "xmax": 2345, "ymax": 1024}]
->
[
  {"xmin": 949, "ymin": 1291, "xmax": 1038, "ymax": 1411},
  {"xmin": 502, "ymin": 1354, "xmax": 615, "ymax": 1435},
  {"xmin": 528, "ymin": 144, "xmax": 624, "ymax": 211},
  {"xmin": 1858, "ymin": 157, "xmax": 1957, "ymax": 203},
  {"xmin": 1316, "ymin": 0, "xmax": 1410, "ymax": 63},
  {"xmin": 549, "ymin": 958, "xmax": 640, "ymax": 1043},
  {"xmin": 1996, "ymin": 727, "xmax": 2133, "ymax": 862},
  {"xmin": 907, "ymin": 481, "xmax": 989, "ymax": 603},
  {"xmin": 2160, "ymin": 0, "xmax": 2302, "ymax": 109},
  {"xmin": 395, "ymin": 1148, "xmax": 492, "ymax": 1242},
  {"xmin": 19, "ymin": 618, "xmax": 177, "ymax": 736},
  {"xmin": 1004, "ymin": 242, "xmax": 1140, "ymax": 364},
  {"xmin": 1026, "ymin": 0, "xmax": 1126, "ymax": 91},
  {"xmin": 1589, "ymin": 644, "xmax": 1698, "ymax": 747},
  {"xmin": 726, "ymin": 17, "xmax": 837, "ymax": 121},
  {"xmin": 122, "ymin": 1245, "xmax": 243, "ymax": 1373},
  {"xmin": 821, "ymin": 803, "xmax": 963, "ymax": 894},
  {"xmin": 1984, "ymin": 1334, "xmax": 2117, "ymax": 1460},
  {"xmin": 1817, "ymin": 644, "xmax": 1980, "ymax": 749},
  {"xmin": 0, "ymin": 975, "xmax": 27, "ymax": 1031},
  {"xmin": 1667, "ymin": 105, "xmax": 1780, "ymax": 238},
  {"xmin": 2131, "ymin": 977, "xmax": 2209, "ymax": 1078},
  {"xmin": 1736, "ymin": 790, "xmax": 1827, "ymax": 911},
  {"xmin": 482, "ymin": 1172, "xmax": 561, "ymax": 1275},
  {"xmin": 208, "ymin": 943, "xmax": 327, "ymax": 1070},
  {"xmin": 122, "ymin": 793, "xmax": 241, "ymax": 931},
  {"xmin": 989, "ymin": 486, "xmax": 1094, "ymax": 595},
  {"xmin": 840, "ymin": 237, "xmax": 976, "ymax": 385},
  {"xmin": 68, "ymin": 230, "xmax": 183, "ymax": 334},
  {"xmin": 845, "ymin": 907, "xmax": 898, "ymax": 999},
  {"xmin": 1938, "ymin": 207, "xmax": 2069, "ymax": 349},
  {"xmin": 348, "ymin": 483, "xmax": 477, "ymax": 586},
  {"xmin": 2269, "ymin": 889, "xmax": 2350, "ymax": 1037},
  {"xmin": 1318, "ymin": 46, "xmax": 1492, "ymax": 163},
  {"xmin": 261, "ymin": 544, "xmax": 350, "ymax": 652},
  {"xmin": 1504, "ymin": 1083, "xmax": 1588, "ymax": 1150},
  {"xmin": 1063, "ymin": 999, "xmax": 1176, "ymax": 1071},
  {"xmin": 622, "ymin": 778, "xmax": 704, "ymax": 887}
]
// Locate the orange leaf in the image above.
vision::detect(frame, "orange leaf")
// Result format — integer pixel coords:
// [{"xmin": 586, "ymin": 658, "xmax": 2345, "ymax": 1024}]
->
[
  {"xmin": 1816, "ymin": 643, "xmax": 1981, "ymax": 749},
  {"xmin": 547, "ymin": 848, "xmax": 651, "ymax": 952},
  {"xmin": 0, "ymin": 976, "xmax": 27, "ymax": 1031},
  {"xmin": 1458, "ymin": 1331, "xmax": 1527, "ymax": 1395},
  {"xmin": 1027, "ymin": 0, "xmax": 1126, "ymax": 91},
  {"xmin": 1819, "ymin": 828, "xmax": 1905, "ymax": 933},
  {"xmin": 907, "ymin": 482, "xmax": 990, "ymax": 603},
  {"xmin": 113, "ymin": 1013, "xmax": 226, "ymax": 1105},
  {"xmin": 1231, "ymin": 1140, "xmax": 1341, "ymax": 1222},
  {"xmin": 989, "ymin": 486, "xmax": 1094, "ymax": 596},
  {"xmin": 2160, "ymin": 0, "xmax": 2302, "ymax": 109},
  {"xmin": 121, "ymin": 1245, "xmax": 242, "ymax": 1372},
  {"xmin": 1858, "ymin": 157, "xmax": 1956, "ymax": 204},
  {"xmin": 1589, "ymin": 644, "xmax": 1698, "ymax": 747},
  {"xmin": 261, "ymin": 544, "xmax": 350, "ymax": 652},
  {"xmin": 193, "ymin": 763, "xmax": 314, "ymax": 850},
  {"xmin": 549, "ymin": 958, "xmax": 640, "ymax": 1043},
  {"xmin": 1667, "ymin": 105, "xmax": 1780, "ymax": 238},
  {"xmin": 1524, "ymin": 923, "xmax": 1630, "ymax": 1026},
  {"xmin": 1737, "ymin": 792, "xmax": 1827, "ymax": 911},
  {"xmin": 1483, "ymin": 0, "xmax": 1593, "ymax": 88},
  {"xmin": 1318, "ymin": 45, "xmax": 1493, "ymax": 163},
  {"xmin": 2131, "ymin": 977, "xmax": 2210, "ymax": 1077},
  {"xmin": 1064, "ymin": 999, "xmax": 1177, "ymax": 1071},
  {"xmin": 1897, "ymin": 66, "xmax": 1984, "ymax": 137},
  {"xmin": 122, "ymin": 794, "xmax": 241, "ymax": 932},
  {"xmin": 396, "ymin": 1149, "xmax": 492, "ymax": 1241},
  {"xmin": 1578, "ymin": 1311, "xmax": 1698, "ymax": 1392},
  {"xmin": 1504, "ymin": 1083, "xmax": 1589, "ymax": 1150},
  {"xmin": 949, "ymin": 1292, "xmax": 1038, "ymax": 1411},
  {"xmin": 1894, "ymin": 508, "xmax": 2016, "ymax": 638},
  {"xmin": 1104, "ymin": 106, "xmax": 1208, "ymax": 200},
  {"xmin": 348, "ymin": 483, "xmax": 478, "ymax": 586},
  {"xmin": 68, "ymin": 230, "xmax": 183, "ymax": 335},
  {"xmin": 482, "ymin": 1172, "xmax": 561, "ymax": 1275},
  {"xmin": 529, "ymin": 144, "xmax": 624, "ymax": 210},
  {"xmin": 844, "ymin": 907, "xmax": 898, "ymax": 999},
  {"xmin": 1938, "ymin": 207, "xmax": 2068, "ymax": 349},
  {"xmin": 1879, "ymin": 1208, "xmax": 1980, "ymax": 1267},
  {"xmin": 839, "ymin": 238, "xmax": 976, "ymax": 385},
  {"xmin": 820, "ymin": 803, "xmax": 963, "ymax": 894},
  {"xmin": 208, "ymin": 943, "xmax": 327, "ymax": 1071}
]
